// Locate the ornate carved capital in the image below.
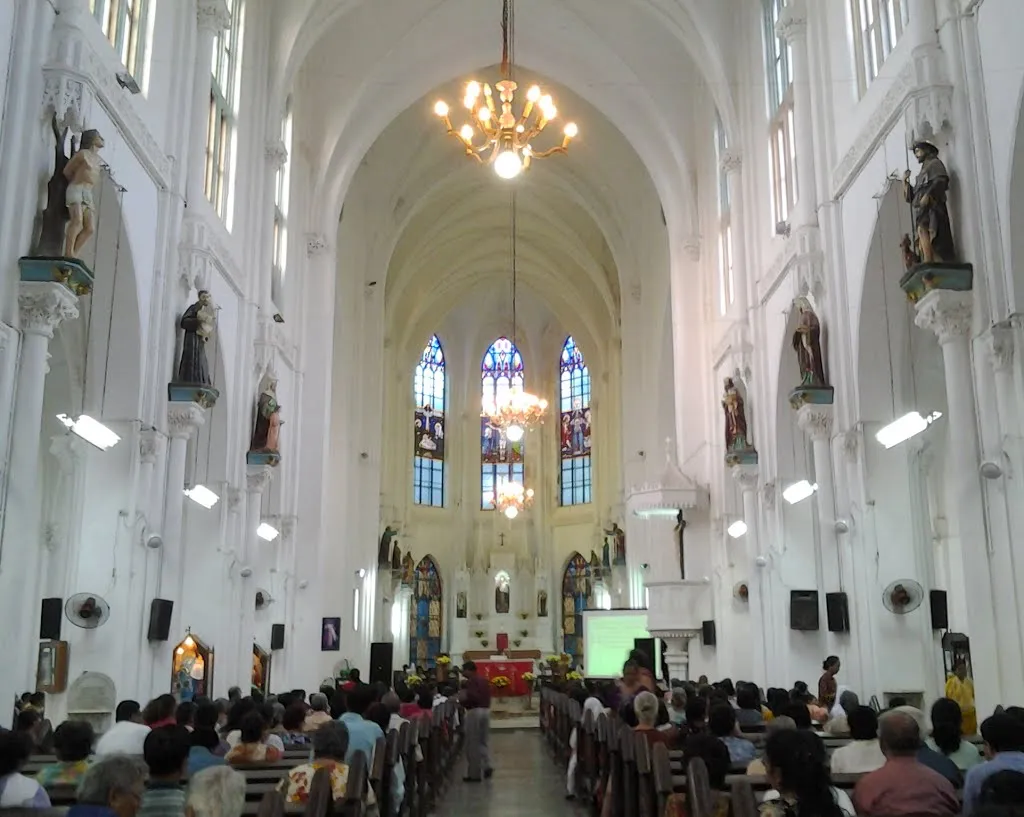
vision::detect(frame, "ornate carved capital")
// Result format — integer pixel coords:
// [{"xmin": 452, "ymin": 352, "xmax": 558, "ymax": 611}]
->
[
  {"xmin": 19, "ymin": 283, "xmax": 80, "ymax": 338},
  {"xmin": 265, "ymin": 140, "xmax": 288, "ymax": 170},
  {"xmin": 306, "ymin": 233, "xmax": 328, "ymax": 257},
  {"xmin": 42, "ymin": 71, "xmax": 89, "ymax": 132},
  {"xmin": 167, "ymin": 401, "xmax": 206, "ymax": 440},
  {"xmin": 720, "ymin": 149, "xmax": 742, "ymax": 176},
  {"xmin": 197, "ymin": 0, "xmax": 231, "ymax": 34},
  {"xmin": 246, "ymin": 465, "xmax": 273, "ymax": 495},
  {"xmin": 730, "ymin": 464, "xmax": 759, "ymax": 493},
  {"xmin": 839, "ymin": 428, "xmax": 859, "ymax": 464},
  {"xmin": 139, "ymin": 429, "xmax": 166, "ymax": 464},
  {"xmin": 775, "ymin": 2, "xmax": 808, "ymax": 43},
  {"xmin": 914, "ymin": 290, "xmax": 973, "ymax": 345},
  {"xmin": 986, "ymin": 323, "xmax": 1015, "ymax": 373},
  {"xmin": 797, "ymin": 403, "xmax": 834, "ymax": 441}
]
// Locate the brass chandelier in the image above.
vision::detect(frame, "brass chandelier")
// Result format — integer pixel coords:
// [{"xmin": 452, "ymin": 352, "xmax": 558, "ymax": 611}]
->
[
  {"xmin": 494, "ymin": 478, "xmax": 535, "ymax": 519},
  {"xmin": 433, "ymin": 0, "xmax": 577, "ymax": 180}
]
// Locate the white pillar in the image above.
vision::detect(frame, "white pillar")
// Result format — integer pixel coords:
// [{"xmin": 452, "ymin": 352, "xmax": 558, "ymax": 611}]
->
[
  {"xmin": 776, "ymin": 1, "xmax": 817, "ymax": 228},
  {"xmin": 0, "ymin": 283, "xmax": 79, "ymax": 715},
  {"xmin": 905, "ymin": 0, "xmax": 938, "ymax": 47},
  {"xmin": 187, "ymin": 1, "xmax": 231, "ymax": 205},
  {"xmin": 914, "ymin": 290, "xmax": 1001, "ymax": 711},
  {"xmin": 731, "ymin": 465, "xmax": 765, "ymax": 683},
  {"xmin": 239, "ymin": 465, "xmax": 273, "ymax": 690},
  {"xmin": 720, "ymin": 150, "xmax": 749, "ymax": 319},
  {"xmin": 659, "ymin": 633, "xmax": 698, "ymax": 683},
  {"xmin": 797, "ymin": 403, "xmax": 841, "ymax": 586}
]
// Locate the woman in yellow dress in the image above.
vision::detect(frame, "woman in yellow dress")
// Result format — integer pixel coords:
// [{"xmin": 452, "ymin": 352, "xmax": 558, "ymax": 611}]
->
[{"xmin": 944, "ymin": 660, "xmax": 977, "ymax": 735}]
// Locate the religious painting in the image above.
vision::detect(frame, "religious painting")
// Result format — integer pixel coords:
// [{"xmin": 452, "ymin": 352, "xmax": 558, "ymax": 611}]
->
[
  {"xmin": 605, "ymin": 523, "xmax": 627, "ymax": 567},
  {"xmin": 480, "ymin": 418, "xmax": 524, "ymax": 465},
  {"xmin": 481, "ymin": 337, "xmax": 526, "ymax": 509},
  {"xmin": 413, "ymin": 335, "xmax": 446, "ymax": 507},
  {"xmin": 495, "ymin": 571, "xmax": 511, "ymax": 614},
  {"xmin": 538, "ymin": 589, "xmax": 548, "ymax": 618},
  {"xmin": 252, "ymin": 644, "xmax": 271, "ymax": 695},
  {"xmin": 562, "ymin": 552, "xmax": 591, "ymax": 661},
  {"xmin": 172, "ymin": 633, "xmax": 213, "ymax": 701},
  {"xmin": 559, "ymin": 337, "xmax": 592, "ymax": 505},
  {"xmin": 321, "ymin": 617, "xmax": 341, "ymax": 651},
  {"xmin": 409, "ymin": 555, "xmax": 443, "ymax": 668},
  {"xmin": 36, "ymin": 640, "xmax": 69, "ymax": 694},
  {"xmin": 456, "ymin": 591, "xmax": 467, "ymax": 619}
]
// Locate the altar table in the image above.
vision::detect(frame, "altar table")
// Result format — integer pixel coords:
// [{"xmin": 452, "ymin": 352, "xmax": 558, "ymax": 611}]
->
[{"xmin": 474, "ymin": 658, "xmax": 534, "ymax": 697}]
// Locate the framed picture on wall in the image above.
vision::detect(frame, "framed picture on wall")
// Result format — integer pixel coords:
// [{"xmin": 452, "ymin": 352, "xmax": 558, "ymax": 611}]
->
[
  {"xmin": 321, "ymin": 617, "xmax": 341, "ymax": 651},
  {"xmin": 37, "ymin": 640, "xmax": 69, "ymax": 693}
]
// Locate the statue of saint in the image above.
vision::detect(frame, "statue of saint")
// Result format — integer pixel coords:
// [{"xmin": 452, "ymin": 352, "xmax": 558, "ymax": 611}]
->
[
  {"xmin": 249, "ymin": 375, "xmax": 282, "ymax": 455},
  {"xmin": 63, "ymin": 129, "xmax": 104, "ymax": 258},
  {"xmin": 378, "ymin": 525, "xmax": 397, "ymax": 566},
  {"xmin": 604, "ymin": 523, "xmax": 626, "ymax": 566},
  {"xmin": 391, "ymin": 546, "xmax": 402, "ymax": 574},
  {"xmin": 903, "ymin": 141, "xmax": 956, "ymax": 264},
  {"xmin": 722, "ymin": 377, "xmax": 750, "ymax": 451},
  {"xmin": 456, "ymin": 592, "xmax": 467, "ymax": 619},
  {"xmin": 176, "ymin": 291, "xmax": 215, "ymax": 385},
  {"xmin": 791, "ymin": 298, "xmax": 827, "ymax": 387},
  {"xmin": 495, "ymin": 574, "xmax": 510, "ymax": 614},
  {"xmin": 537, "ymin": 589, "xmax": 548, "ymax": 618},
  {"xmin": 400, "ymin": 553, "xmax": 414, "ymax": 587},
  {"xmin": 675, "ymin": 511, "xmax": 687, "ymax": 580}
]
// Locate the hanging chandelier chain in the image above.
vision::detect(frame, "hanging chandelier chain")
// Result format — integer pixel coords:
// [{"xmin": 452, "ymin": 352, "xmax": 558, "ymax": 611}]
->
[
  {"xmin": 500, "ymin": 0, "xmax": 511, "ymax": 78},
  {"xmin": 511, "ymin": 187, "xmax": 517, "ymax": 348}
]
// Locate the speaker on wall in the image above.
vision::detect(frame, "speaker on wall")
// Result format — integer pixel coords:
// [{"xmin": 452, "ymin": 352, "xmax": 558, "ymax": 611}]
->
[
  {"xmin": 369, "ymin": 642, "xmax": 394, "ymax": 687},
  {"xmin": 40, "ymin": 597, "xmax": 63, "ymax": 640},
  {"xmin": 147, "ymin": 598, "xmax": 173, "ymax": 641},
  {"xmin": 701, "ymin": 620, "xmax": 716, "ymax": 646},
  {"xmin": 790, "ymin": 590, "xmax": 820, "ymax": 631},
  {"xmin": 271, "ymin": 624, "xmax": 285, "ymax": 650},
  {"xmin": 930, "ymin": 589, "xmax": 949, "ymax": 630},
  {"xmin": 826, "ymin": 592, "xmax": 850, "ymax": 633}
]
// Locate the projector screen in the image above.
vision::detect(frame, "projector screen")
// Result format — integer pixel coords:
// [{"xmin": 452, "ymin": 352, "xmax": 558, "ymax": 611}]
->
[{"xmin": 582, "ymin": 609, "xmax": 658, "ymax": 678}]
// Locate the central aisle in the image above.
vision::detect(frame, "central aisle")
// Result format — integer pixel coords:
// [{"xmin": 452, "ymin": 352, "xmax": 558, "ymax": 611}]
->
[{"xmin": 438, "ymin": 730, "xmax": 585, "ymax": 816}]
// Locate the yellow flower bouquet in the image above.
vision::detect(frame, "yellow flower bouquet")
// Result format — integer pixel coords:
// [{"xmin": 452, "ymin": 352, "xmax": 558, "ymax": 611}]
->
[
  {"xmin": 436, "ymin": 655, "xmax": 451, "ymax": 665},
  {"xmin": 522, "ymin": 672, "xmax": 536, "ymax": 682},
  {"xmin": 490, "ymin": 675, "xmax": 511, "ymax": 689},
  {"xmin": 407, "ymin": 674, "xmax": 424, "ymax": 686},
  {"xmin": 566, "ymin": 670, "xmax": 583, "ymax": 681},
  {"xmin": 545, "ymin": 654, "xmax": 562, "ymax": 663}
]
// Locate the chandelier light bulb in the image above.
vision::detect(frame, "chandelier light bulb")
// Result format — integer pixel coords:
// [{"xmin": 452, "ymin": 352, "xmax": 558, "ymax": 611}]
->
[
  {"xmin": 467, "ymin": 81, "xmax": 481, "ymax": 97},
  {"xmin": 527, "ymin": 85, "xmax": 541, "ymax": 102},
  {"xmin": 506, "ymin": 424, "xmax": 524, "ymax": 442},
  {"xmin": 434, "ymin": 100, "xmax": 449, "ymax": 117},
  {"xmin": 478, "ymin": 106, "xmax": 492, "ymax": 122},
  {"xmin": 564, "ymin": 122, "xmax": 578, "ymax": 138},
  {"xmin": 494, "ymin": 149, "xmax": 523, "ymax": 179},
  {"xmin": 459, "ymin": 124, "xmax": 474, "ymax": 143},
  {"xmin": 504, "ymin": 506, "xmax": 519, "ymax": 519}
]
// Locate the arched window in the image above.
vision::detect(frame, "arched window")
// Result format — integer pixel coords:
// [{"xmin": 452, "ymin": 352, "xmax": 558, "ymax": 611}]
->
[
  {"xmin": 271, "ymin": 96, "xmax": 293, "ymax": 311},
  {"xmin": 413, "ymin": 335, "xmax": 445, "ymax": 507},
  {"xmin": 715, "ymin": 114, "xmax": 734, "ymax": 316},
  {"xmin": 481, "ymin": 337, "xmax": 524, "ymax": 510},
  {"xmin": 559, "ymin": 336, "xmax": 592, "ymax": 505},
  {"xmin": 409, "ymin": 556, "xmax": 443, "ymax": 668},
  {"xmin": 561, "ymin": 553, "xmax": 592, "ymax": 660}
]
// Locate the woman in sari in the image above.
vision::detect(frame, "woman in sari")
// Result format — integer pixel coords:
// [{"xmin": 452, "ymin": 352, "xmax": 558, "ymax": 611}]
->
[{"xmin": 944, "ymin": 660, "xmax": 977, "ymax": 735}]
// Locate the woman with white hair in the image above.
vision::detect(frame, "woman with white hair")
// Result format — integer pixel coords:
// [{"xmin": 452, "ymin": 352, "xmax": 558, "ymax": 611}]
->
[
  {"xmin": 634, "ymin": 690, "xmax": 676, "ymax": 748},
  {"xmin": 69, "ymin": 755, "xmax": 146, "ymax": 817},
  {"xmin": 185, "ymin": 766, "xmax": 246, "ymax": 817},
  {"xmin": 303, "ymin": 693, "xmax": 333, "ymax": 733}
]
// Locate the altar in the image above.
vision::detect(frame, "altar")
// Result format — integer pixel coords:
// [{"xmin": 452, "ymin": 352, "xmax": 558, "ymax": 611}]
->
[{"xmin": 473, "ymin": 657, "xmax": 534, "ymax": 697}]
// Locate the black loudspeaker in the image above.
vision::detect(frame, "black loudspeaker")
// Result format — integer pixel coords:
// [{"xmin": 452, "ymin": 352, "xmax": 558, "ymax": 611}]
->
[
  {"xmin": 930, "ymin": 589, "xmax": 949, "ymax": 630},
  {"xmin": 271, "ymin": 624, "xmax": 285, "ymax": 650},
  {"xmin": 826, "ymin": 592, "xmax": 850, "ymax": 633},
  {"xmin": 701, "ymin": 620, "xmax": 716, "ymax": 646},
  {"xmin": 369, "ymin": 642, "xmax": 394, "ymax": 686},
  {"xmin": 790, "ymin": 590, "xmax": 820, "ymax": 631},
  {"xmin": 147, "ymin": 598, "xmax": 173, "ymax": 641},
  {"xmin": 633, "ymin": 637, "xmax": 656, "ymax": 665},
  {"xmin": 40, "ymin": 597, "xmax": 63, "ymax": 640}
]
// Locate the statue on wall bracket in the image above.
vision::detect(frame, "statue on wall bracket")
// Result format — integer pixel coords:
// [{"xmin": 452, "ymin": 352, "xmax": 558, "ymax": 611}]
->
[
  {"xmin": 788, "ymin": 297, "xmax": 834, "ymax": 409},
  {"xmin": 723, "ymin": 377, "xmax": 758, "ymax": 466},
  {"xmin": 19, "ymin": 116, "xmax": 101, "ymax": 295},
  {"xmin": 168, "ymin": 291, "xmax": 220, "ymax": 408},
  {"xmin": 899, "ymin": 141, "xmax": 973, "ymax": 302},
  {"xmin": 247, "ymin": 374, "xmax": 282, "ymax": 467},
  {"xmin": 604, "ymin": 522, "xmax": 626, "ymax": 567}
]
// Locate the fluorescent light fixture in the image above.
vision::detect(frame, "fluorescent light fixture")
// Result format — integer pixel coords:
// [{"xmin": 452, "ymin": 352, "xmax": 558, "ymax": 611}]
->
[
  {"xmin": 56, "ymin": 413, "xmax": 120, "ymax": 450},
  {"xmin": 184, "ymin": 484, "xmax": 219, "ymax": 509},
  {"xmin": 256, "ymin": 522, "xmax": 280, "ymax": 542},
  {"xmin": 390, "ymin": 601, "xmax": 402, "ymax": 638},
  {"xmin": 727, "ymin": 520, "xmax": 748, "ymax": 539},
  {"xmin": 875, "ymin": 411, "xmax": 943, "ymax": 449},
  {"xmin": 353, "ymin": 588, "xmax": 360, "ymax": 631},
  {"xmin": 356, "ymin": 568, "xmax": 367, "ymax": 579},
  {"xmin": 782, "ymin": 480, "xmax": 817, "ymax": 505},
  {"xmin": 634, "ymin": 507, "xmax": 681, "ymax": 519}
]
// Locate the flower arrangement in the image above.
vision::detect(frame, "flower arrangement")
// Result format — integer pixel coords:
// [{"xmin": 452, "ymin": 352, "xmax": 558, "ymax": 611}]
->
[
  {"xmin": 512, "ymin": 639, "xmax": 521, "ymax": 647},
  {"xmin": 407, "ymin": 674, "xmax": 424, "ymax": 686},
  {"xmin": 436, "ymin": 655, "xmax": 451, "ymax": 665},
  {"xmin": 519, "ymin": 629, "xmax": 529, "ymax": 637},
  {"xmin": 490, "ymin": 675, "xmax": 511, "ymax": 689},
  {"xmin": 560, "ymin": 652, "xmax": 572, "ymax": 662},
  {"xmin": 475, "ymin": 630, "xmax": 485, "ymax": 638},
  {"xmin": 567, "ymin": 670, "xmax": 583, "ymax": 681},
  {"xmin": 546, "ymin": 654, "xmax": 562, "ymax": 663},
  {"xmin": 480, "ymin": 639, "xmax": 489, "ymax": 648},
  {"xmin": 522, "ymin": 672, "xmax": 536, "ymax": 682},
  {"xmin": 475, "ymin": 613, "xmax": 483, "ymax": 620},
  {"xmin": 519, "ymin": 612, "xmax": 529, "ymax": 620}
]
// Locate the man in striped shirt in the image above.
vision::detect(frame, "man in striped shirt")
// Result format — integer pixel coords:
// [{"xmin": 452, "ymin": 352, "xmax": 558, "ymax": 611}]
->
[{"xmin": 139, "ymin": 726, "xmax": 191, "ymax": 817}]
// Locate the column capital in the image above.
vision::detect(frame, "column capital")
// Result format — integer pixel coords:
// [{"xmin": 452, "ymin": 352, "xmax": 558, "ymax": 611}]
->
[
  {"xmin": 306, "ymin": 233, "xmax": 328, "ymax": 257},
  {"xmin": 985, "ymin": 323, "xmax": 1015, "ymax": 373},
  {"xmin": 139, "ymin": 429, "xmax": 167, "ymax": 464},
  {"xmin": 265, "ymin": 140, "xmax": 288, "ymax": 170},
  {"xmin": 197, "ymin": 0, "xmax": 231, "ymax": 34},
  {"xmin": 19, "ymin": 283, "xmax": 79, "ymax": 338},
  {"xmin": 775, "ymin": 2, "xmax": 808, "ymax": 43},
  {"xmin": 914, "ymin": 289, "xmax": 973, "ymax": 345},
  {"xmin": 246, "ymin": 464, "xmax": 273, "ymax": 494},
  {"xmin": 167, "ymin": 401, "xmax": 206, "ymax": 440},
  {"xmin": 730, "ymin": 464, "xmax": 759, "ymax": 492},
  {"xmin": 720, "ymin": 149, "xmax": 742, "ymax": 176},
  {"xmin": 796, "ymin": 403, "xmax": 834, "ymax": 441}
]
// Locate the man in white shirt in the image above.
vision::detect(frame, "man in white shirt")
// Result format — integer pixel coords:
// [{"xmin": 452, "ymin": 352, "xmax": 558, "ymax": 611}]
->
[
  {"xmin": 95, "ymin": 700, "xmax": 150, "ymax": 756},
  {"xmin": 831, "ymin": 705, "xmax": 886, "ymax": 774}
]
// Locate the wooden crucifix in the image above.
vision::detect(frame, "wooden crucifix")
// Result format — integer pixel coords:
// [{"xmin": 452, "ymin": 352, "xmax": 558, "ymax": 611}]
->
[{"xmin": 499, "ymin": 533, "xmax": 506, "ymax": 548}]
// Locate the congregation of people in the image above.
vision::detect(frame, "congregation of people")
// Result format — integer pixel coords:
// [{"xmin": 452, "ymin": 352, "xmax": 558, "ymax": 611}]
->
[{"xmin": 552, "ymin": 651, "xmax": 1024, "ymax": 817}]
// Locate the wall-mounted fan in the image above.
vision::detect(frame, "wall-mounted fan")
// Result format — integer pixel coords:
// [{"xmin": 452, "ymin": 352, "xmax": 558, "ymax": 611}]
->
[
  {"xmin": 882, "ymin": 580, "xmax": 924, "ymax": 615},
  {"xmin": 733, "ymin": 582, "xmax": 749, "ymax": 602},
  {"xmin": 255, "ymin": 590, "xmax": 274, "ymax": 610},
  {"xmin": 65, "ymin": 594, "xmax": 111, "ymax": 629}
]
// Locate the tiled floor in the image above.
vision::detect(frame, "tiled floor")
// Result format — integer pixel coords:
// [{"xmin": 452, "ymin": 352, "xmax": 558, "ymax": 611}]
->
[{"xmin": 438, "ymin": 729, "xmax": 586, "ymax": 815}]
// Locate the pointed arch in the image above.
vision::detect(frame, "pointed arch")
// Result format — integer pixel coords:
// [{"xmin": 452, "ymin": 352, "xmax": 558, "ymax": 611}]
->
[
  {"xmin": 409, "ymin": 555, "xmax": 443, "ymax": 668},
  {"xmin": 561, "ymin": 552, "xmax": 592, "ymax": 660},
  {"xmin": 413, "ymin": 334, "xmax": 446, "ymax": 507},
  {"xmin": 481, "ymin": 337, "xmax": 524, "ymax": 510},
  {"xmin": 559, "ymin": 336, "xmax": 592, "ymax": 505}
]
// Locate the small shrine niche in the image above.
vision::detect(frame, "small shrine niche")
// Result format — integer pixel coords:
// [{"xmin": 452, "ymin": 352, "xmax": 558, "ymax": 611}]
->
[
  {"xmin": 172, "ymin": 632, "xmax": 213, "ymax": 702},
  {"xmin": 494, "ymin": 570, "xmax": 511, "ymax": 615},
  {"xmin": 252, "ymin": 644, "xmax": 271, "ymax": 695},
  {"xmin": 67, "ymin": 671, "xmax": 116, "ymax": 734}
]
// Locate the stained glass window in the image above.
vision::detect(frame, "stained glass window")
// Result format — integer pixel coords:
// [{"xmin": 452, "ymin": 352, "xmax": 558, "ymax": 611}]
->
[
  {"xmin": 481, "ymin": 337, "xmax": 524, "ymax": 510},
  {"xmin": 559, "ymin": 337, "xmax": 592, "ymax": 505},
  {"xmin": 409, "ymin": 556, "xmax": 442, "ymax": 668},
  {"xmin": 562, "ymin": 552, "xmax": 592, "ymax": 660},
  {"xmin": 413, "ymin": 335, "xmax": 445, "ymax": 507}
]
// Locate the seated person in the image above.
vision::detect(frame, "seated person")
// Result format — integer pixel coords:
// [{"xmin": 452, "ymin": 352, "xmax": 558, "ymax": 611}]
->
[
  {"xmin": 0, "ymin": 730, "xmax": 50, "ymax": 808},
  {"xmin": 278, "ymin": 721, "xmax": 375, "ymax": 808},
  {"xmin": 36, "ymin": 720, "xmax": 95, "ymax": 787},
  {"xmin": 663, "ymin": 735, "xmax": 732, "ymax": 817},
  {"xmin": 890, "ymin": 706, "xmax": 961, "ymax": 786},
  {"xmin": 760, "ymin": 730, "xmax": 853, "ymax": 817},
  {"xmin": 69, "ymin": 755, "xmax": 146, "ymax": 817},
  {"xmin": 685, "ymin": 697, "xmax": 707, "ymax": 735},
  {"xmin": 927, "ymin": 697, "xmax": 982, "ymax": 772},
  {"xmin": 224, "ymin": 712, "xmax": 283, "ymax": 764},
  {"xmin": 184, "ymin": 766, "xmax": 246, "ymax": 817},
  {"xmin": 736, "ymin": 683, "xmax": 765, "ymax": 728},
  {"xmin": 188, "ymin": 722, "xmax": 227, "ymax": 777},
  {"xmin": 708, "ymin": 704, "xmax": 756, "ymax": 764},
  {"xmin": 304, "ymin": 693, "xmax": 333, "ymax": 732},
  {"xmin": 963, "ymin": 712, "xmax": 1024, "ymax": 815},
  {"xmin": 139, "ymin": 726, "xmax": 191, "ymax": 817},
  {"xmin": 830, "ymin": 706, "xmax": 885, "ymax": 774},
  {"xmin": 633, "ymin": 691, "xmax": 676, "ymax": 747},
  {"xmin": 280, "ymin": 703, "xmax": 311, "ymax": 746},
  {"xmin": 747, "ymin": 716, "xmax": 796, "ymax": 775},
  {"xmin": 96, "ymin": 700, "xmax": 150, "ymax": 756},
  {"xmin": 824, "ymin": 689, "xmax": 859, "ymax": 737},
  {"xmin": 667, "ymin": 688, "xmax": 687, "ymax": 726}
]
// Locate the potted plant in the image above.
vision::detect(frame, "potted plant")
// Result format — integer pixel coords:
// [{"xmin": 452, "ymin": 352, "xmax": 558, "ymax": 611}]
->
[
  {"xmin": 480, "ymin": 639, "xmax": 489, "ymax": 648},
  {"xmin": 490, "ymin": 674, "xmax": 511, "ymax": 699},
  {"xmin": 475, "ymin": 613, "xmax": 483, "ymax": 621},
  {"xmin": 519, "ymin": 612, "xmax": 529, "ymax": 620},
  {"xmin": 519, "ymin": 629, "xmax": 528, "ymax": 638},
  {"xmin": 474, "ymin": 630, "xmax": 485, "ymax": 638},
  {"xmin": 512, "ymin": 639, "xmax": 521, "ymax": 647},
  {"xmin": 436, "ymin": 653, "xmax": 451, "ymax": 681},
  {"xmin": 522, "ymin": 671, "xmax": 536, "ymax": 707}
]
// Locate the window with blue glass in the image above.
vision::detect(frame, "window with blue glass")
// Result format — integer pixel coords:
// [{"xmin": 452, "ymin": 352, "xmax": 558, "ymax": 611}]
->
[
  {"xmin": 559, "ymin": 336, "xmax": 592, "ymax": 505},
  {"xmin": 481, "ymin": 337, "xmax": 524, "ymax": 510},
  {"xmin": 562, "ymin": 552, "xmax": 591, "ymax": 660},
  {"xmin": 409, "ymin": 555, "xmax": 442, "ymax": 668},
  {"xmin": 413, "ymin": 335, "xmax": 445, "ymax": 507}
]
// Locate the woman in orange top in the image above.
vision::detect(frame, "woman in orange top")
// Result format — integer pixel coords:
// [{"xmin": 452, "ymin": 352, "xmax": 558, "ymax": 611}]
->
[{"xmin": 225, "ymin": 711, "xmax": 282, "ymax": 764}]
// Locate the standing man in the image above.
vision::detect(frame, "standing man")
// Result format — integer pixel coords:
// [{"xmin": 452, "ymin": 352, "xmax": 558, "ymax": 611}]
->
[{"xmin": 460, "ymin": 661, "xmax": 492, "ymax": 782}]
